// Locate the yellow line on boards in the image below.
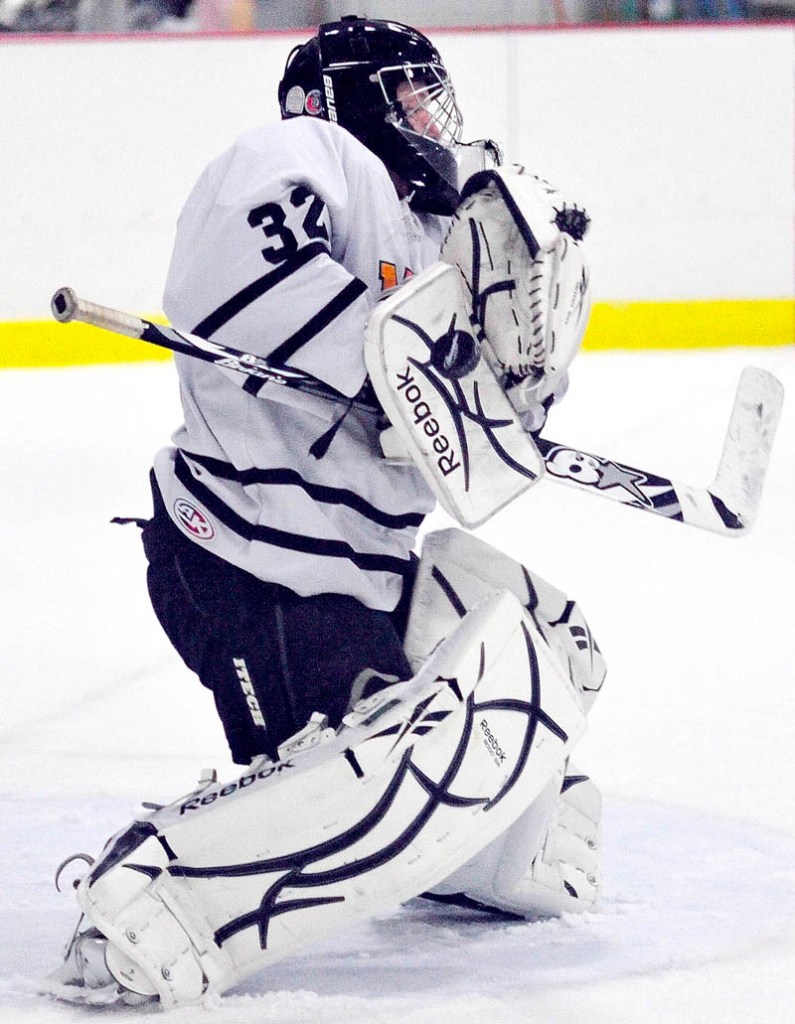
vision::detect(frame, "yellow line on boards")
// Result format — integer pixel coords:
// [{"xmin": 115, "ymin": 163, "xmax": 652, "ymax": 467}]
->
[
  {"xmin": 0, "ymin": 318, "xmax": 172, "ymax": 369},
  {"xmin": 585, "ymin": 298, "xmax": 793, "ymax": 351},
  {"xmin": 0, "ymin": 299, "xmax": 792, "ymax": 369}
]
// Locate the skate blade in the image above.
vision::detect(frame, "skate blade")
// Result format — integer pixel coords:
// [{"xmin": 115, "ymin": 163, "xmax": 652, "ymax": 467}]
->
[{"xmin": 41, "ymin": 975, "xmax": 155, "ymax": 1008}]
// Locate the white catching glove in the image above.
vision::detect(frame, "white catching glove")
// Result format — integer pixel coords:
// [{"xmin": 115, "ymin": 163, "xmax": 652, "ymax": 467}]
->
[{"xmin": 441, "ymin": 166, "xmax": 592, "ymax": 433}]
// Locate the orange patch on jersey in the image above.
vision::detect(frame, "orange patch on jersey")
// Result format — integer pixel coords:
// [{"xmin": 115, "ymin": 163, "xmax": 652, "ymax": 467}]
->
[{"xmin": 379, "ymin": 261, "xmax": 414, "ymax": 292}]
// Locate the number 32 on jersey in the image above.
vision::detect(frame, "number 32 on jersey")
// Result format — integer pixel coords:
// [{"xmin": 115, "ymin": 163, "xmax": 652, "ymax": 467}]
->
[
  {"xmin": 247, "ymin": 187, "xmax": 414, "ymax": 293},
  {"xmin": 247, "ymin": 186, "xmax": 330, "ymax": 264}
]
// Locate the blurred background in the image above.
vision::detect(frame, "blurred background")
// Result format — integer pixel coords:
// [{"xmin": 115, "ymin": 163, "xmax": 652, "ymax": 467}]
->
[
  {"xmin": 0, "ymin": 0, "xmax": 791, "ymax": 34},
  {"xmin": 2, "ymin": 6, "xmax": 790, "ymax": 356}
]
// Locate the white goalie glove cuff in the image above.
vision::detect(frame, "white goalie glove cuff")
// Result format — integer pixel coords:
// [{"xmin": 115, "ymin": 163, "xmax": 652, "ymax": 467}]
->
[
  {"xmin": 508, "ymin": 369, "xmax": 570, "ymax": 435},
  {"xmin": 440, "ymin": 165, "xmax": 591, "ymax": 407}
]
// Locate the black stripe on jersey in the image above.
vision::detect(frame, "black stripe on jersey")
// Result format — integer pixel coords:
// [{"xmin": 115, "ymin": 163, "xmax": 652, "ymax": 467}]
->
[
  {"xmin": 180, "ymin": 451, "xmax": 424, "ymax": 530},
  {"xmin": 270, "ymin": 278, "xmax": 368, "ymax": 364},
  {"xmin": 174, "ymin": 454, "xmax": 413, "ymax": 577},
  {"xmin": 245, "ymin": 278, "xmax": 368, "ymax": 397},
  {"xmin": 191, "ymin": 241, "xmax": 329, "ymax": 339}
]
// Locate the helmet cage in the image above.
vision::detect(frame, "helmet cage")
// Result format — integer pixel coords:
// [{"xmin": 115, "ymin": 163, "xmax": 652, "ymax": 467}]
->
[{"xmin": 377, "ymin": 63, "xmax": 463, "ymax": 150}]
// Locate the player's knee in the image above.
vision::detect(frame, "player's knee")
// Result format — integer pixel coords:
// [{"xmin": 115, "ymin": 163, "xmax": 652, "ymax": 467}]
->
[{"xmin": 405, "ymin": 527, "xmax": 606, "ymax": 709}]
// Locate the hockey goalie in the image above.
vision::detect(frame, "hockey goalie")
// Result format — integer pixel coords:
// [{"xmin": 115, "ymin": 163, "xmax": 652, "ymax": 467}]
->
[{"xmin": 44, "ymin": 16, "xmax": 604, "ymax": 1009}]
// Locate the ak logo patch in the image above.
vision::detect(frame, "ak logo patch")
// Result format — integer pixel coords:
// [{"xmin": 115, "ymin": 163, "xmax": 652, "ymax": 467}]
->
[{"xmin": 174, "ymin": 498, "xmax": 215, "ymax": 540}]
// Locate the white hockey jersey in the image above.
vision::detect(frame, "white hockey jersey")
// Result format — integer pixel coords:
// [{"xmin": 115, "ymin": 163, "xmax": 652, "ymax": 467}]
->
[{"xmin": 154, "ymin": 117, "xmax": 447, "ymax": 611}]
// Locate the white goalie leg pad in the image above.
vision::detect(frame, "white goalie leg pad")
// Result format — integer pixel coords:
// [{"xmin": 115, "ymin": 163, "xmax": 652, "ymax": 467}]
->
[
  {"xmin": 365, "ymin": 261, "xmax": 544, "ymax": 528},
  {"xmin": 429, "ymin": 764, "xmax": 602, "ymax": 918},
  {"xmin": 405, "ymin": 527, "xmax": 606, "ymax": 712},
  {"xmin": 405, "ymin": 528, "xmax": 604, "ymax": 918},
  {"xmin": 72, "ymin": 589, "xmax": 586, "ymax": 1008}
]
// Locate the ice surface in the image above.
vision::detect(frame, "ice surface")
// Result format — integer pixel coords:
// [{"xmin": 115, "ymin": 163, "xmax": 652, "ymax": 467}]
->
[{"xmin": 1, "ymin": 347, "xmax": 793, "ymax": 1023}]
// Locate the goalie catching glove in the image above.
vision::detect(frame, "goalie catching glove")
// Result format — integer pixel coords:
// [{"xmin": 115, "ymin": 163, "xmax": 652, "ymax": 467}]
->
[
  {"xmin": 441, "ymin": 165, "xmax": 592, "ymax": 433},
  {"xmin": 364, "ymin": 166, "xmax": 592, "ymax": 526}
]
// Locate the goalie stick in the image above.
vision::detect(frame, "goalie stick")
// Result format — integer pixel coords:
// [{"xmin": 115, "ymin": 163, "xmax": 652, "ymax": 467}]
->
[
  {"xmin": 50, "ymin": 287, "xmax": 782, "ymax": 536},
  {"xmin": 533, "ymin": 365, "xmax": 783, "ymax": 536},
  {"xmin": 50, "ymin": 287, "xmax": 373, "ymax": 411}
]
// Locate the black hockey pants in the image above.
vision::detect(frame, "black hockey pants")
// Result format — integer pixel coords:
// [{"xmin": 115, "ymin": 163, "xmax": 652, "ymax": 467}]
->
[{"xmin": 141, "ymin": 475, "xmax": 415, "ymax": 765}]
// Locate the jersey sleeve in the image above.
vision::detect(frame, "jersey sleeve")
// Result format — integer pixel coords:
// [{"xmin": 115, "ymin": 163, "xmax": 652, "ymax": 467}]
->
[{"xmin": 163, "ymin": 121, "xmax": 395, "ymax": 400}]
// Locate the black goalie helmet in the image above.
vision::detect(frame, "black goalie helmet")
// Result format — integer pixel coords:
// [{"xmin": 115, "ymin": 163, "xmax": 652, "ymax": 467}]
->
[{"xmin": 278, "ymin": 15, "xmax": 464, "ymax": 215}]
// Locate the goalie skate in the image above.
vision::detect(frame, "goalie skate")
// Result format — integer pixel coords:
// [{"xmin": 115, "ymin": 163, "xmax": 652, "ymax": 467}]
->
[
  {"xmin": 43, "ymin": 914, "xmax": 156, "ymax": 1008},
  {"xmin": 49, "ymin": 589, "xmax": 587, "ymax": 1009}
]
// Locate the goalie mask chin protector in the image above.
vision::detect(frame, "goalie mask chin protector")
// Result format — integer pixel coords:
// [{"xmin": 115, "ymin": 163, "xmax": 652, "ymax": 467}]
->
[{"xmin": 278, "ymin": 16, "xmax": 463, "ymax": 215}]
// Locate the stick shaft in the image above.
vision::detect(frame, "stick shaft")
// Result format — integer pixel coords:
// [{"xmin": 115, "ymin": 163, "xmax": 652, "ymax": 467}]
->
[
  {"xmin": 51, "ymin": 287, "xmax": 145, "ymax": 339},
  {"xmin": 51, "ymin": 287, "xmax": 369, "ymax": 408},
  {"xmin": 51, "ymin": 288, "xmax": 782, "ymax": 535}
]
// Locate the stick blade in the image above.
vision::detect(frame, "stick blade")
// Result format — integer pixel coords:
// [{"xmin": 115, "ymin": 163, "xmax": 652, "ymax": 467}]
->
[{"xmin": 710, "ymin": 366, "xmax": 784, "ymax": 532}]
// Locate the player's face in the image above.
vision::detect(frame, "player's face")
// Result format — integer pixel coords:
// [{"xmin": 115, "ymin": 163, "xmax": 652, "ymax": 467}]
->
[{"xmin": 395, "ymin": 78, "xmax": 443, "ymax": 141}]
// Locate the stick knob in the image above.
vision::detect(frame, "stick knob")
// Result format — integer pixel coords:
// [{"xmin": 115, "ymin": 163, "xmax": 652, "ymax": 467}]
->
[{"xmin": 51, "ymin": 287, "xmax": 79, "ymax": 323}]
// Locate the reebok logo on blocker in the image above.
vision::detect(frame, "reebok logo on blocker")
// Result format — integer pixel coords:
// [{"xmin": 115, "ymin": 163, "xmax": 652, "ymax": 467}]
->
[{"xmin": 395, "ymin": 365, "xmax": 461, "ymax": 477}]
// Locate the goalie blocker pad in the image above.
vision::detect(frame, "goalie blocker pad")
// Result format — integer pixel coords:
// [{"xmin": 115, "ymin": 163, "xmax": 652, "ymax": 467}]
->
[
  {"xmin": 71, "ymin": 589, "xmax": 586, "ymax": 1008},
  {"xmin": 365, "ymin": 262, "xmax": 544, "ymax": 528}
]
